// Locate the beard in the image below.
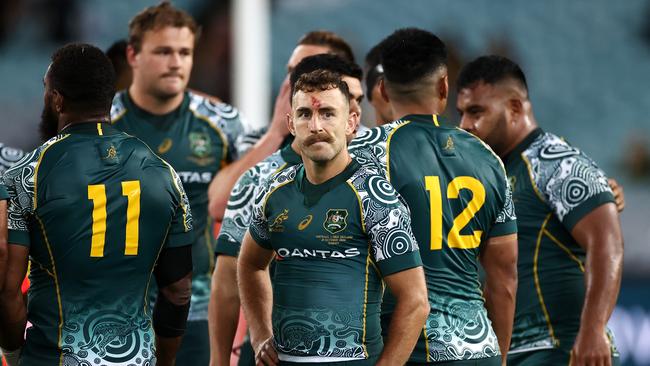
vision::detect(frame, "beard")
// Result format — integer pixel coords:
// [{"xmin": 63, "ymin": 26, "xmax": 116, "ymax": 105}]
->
[{"xmin": 39, "ymin": 101, "xmax": 59, "ymax": 142}]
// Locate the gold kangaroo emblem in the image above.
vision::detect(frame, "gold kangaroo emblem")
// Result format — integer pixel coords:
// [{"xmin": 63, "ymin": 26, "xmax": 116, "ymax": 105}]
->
[
  {"xmin": 444, "ymin": 136, "xmax": 454, "ymax": 151},
  {"xmin": 104, "ymin": 146, "xmax": 117, "ymax": 159}
]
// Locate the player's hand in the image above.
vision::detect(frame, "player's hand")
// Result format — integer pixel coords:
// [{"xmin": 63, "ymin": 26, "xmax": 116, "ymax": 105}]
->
[
  {"xmin": 267, "ymin": 75, "xmax": 292, "ymax": 138},
  {"xmin": 570, "ymin": 328, "xmax": 611, "ymax": 366},
  {"xmin": 608, "ymin": 178, "xmax": 625, "ymax": 212},
  {"xmin": 254, "ymin": 336, "xmax": 279, "ymax": 366}
]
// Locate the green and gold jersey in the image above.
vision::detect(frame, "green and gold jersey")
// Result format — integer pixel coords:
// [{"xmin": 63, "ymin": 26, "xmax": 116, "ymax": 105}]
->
[
  {"xmin": 2, "ymin": 122, "xmax": 193, "ymax": 365},
  {"xmin": 349, "ymin": 114, "xmax": 517, "ymax": 363},
  {"xmin": 216, "ymin": 144, "xmax": 301, "ymax": 257},
  {"xmin": 505, "ymin": 129, "xmax": 618, "ymax": 355},
  {"xmin": 249, "ymin": 161, "xmax": 422, "ymax": 363},
  {"xmin": 111, "ymin": 90, "xmax": 248, "ymax": 321}
]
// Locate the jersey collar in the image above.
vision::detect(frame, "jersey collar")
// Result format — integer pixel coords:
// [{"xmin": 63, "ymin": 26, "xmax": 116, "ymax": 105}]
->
[
  {"xmin": 60, "ymin": 121, "xmax": 117, "ymax": 136},
  {"xmin": 122, "ymin": 91, "xmax": 190, "ymax": 127},
  {"xmin": 504, "ymin": 127, "xmax": 544, "ymax": 165},
  {"xmin": 280, "ymin": 143, "xmax": 302, "ymax": 165},
  {"xmin": 296, "ymin": 159, "xmax": 360, "ymax": 207},
  {"xmin": 401, "ymin": 114, "xmax": 443, "ymax": 126}
]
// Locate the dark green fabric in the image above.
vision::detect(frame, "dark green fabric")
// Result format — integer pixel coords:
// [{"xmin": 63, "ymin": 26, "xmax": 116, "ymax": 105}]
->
[
  {"xmin": 508, "ymin": 348, "xmax": 620, "ymax": 366},
  {"xmin": 175, "ymin": 320, "xmax": 210, "ymax": 366}
]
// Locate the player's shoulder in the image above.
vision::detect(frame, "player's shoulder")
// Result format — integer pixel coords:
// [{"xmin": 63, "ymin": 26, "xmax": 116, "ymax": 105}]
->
[
  {"xmin": 348, "ymin": 163, "xmax": 401, "ymax": 206},
  {"xmin": 0, "ymin": 143, "xmax": 26, "ymax": 173},
  {"xmin": 110, "ymin": 90, "xmax": 128, "ymax": 123},
  {"xmin": 258, "ymin": 163, "xmax": 299, "ymax": 199},
  {"xmin": 188, "ymin": 91, "xmax": 244, "ymax": 130},
  {"xmin": 523, "ymin": 131, "xmax": 584, "ymax": 162},
  {"xmin": 238, "ymin": 149, "xmax": 287, "ymax": 189},
  {"xmin": 3, "ymin": 135, "xmax": 68, "ymax": 185}
]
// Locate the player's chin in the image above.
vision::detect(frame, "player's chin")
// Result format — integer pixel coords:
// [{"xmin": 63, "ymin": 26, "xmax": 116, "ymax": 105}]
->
[{"xmin": 305, "ymin": 148, "xmax": 335, "ymax": 163}]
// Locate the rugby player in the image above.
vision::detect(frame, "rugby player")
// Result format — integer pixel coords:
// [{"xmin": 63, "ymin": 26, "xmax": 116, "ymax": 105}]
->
[
  {"xmin": 239, "ymin": 69, "xmax": 428, "ymax": 365},
  {"xmin": 363, "ymin": 43, "xmax": 393, "ymax": 125},
  {"xmin": 110, "ymin": 3, "xmax": 250, "ymax": 364},
  {"xmin": 457, "ymin": 55, "xmax": 624, "ymax": 366},
  {"xmin": 0, "ymin": 43, "xmax": 193, "ymax": 366},
  {"xmin": 349, "ymin": 28, "xmax": 518, "ymax": 365},
  {"xmin": 209, "ymin": 53, "xmax": 364, "ymax": 366}
]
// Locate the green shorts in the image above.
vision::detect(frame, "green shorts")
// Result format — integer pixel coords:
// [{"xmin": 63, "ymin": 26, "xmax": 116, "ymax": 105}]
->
[
  {"xmin": 407, "ymin": 356, "xmax": 501, "ymax": 365},
  {"xmin": 175, "ymin": 320, "xmax": 210, "ymax": 366},
  {"xmin": 507, "ymin": 348, "xmax": 620, "ymax": 366}
]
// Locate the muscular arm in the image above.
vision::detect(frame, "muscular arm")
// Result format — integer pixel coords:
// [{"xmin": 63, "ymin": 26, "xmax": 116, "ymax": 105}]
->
[
  {"xmin": 0, "ymin": 243, "xmax": 28, "ymax": 352},
  {"xmin": 377, "ymin": 267, "xmax": 429, "ymax": 366},
  {"xmin": 237, "ymin": 232, "xmax": 277, "ymax": 365},
  {"xmin": 153, "ymin": 246, "xmax": 192, "ymax": 366},
  {"xmin": 208, "ymin": 255, "xmax": 240, "ymax": 366},
  {"xmin": 480, "ymin": 233, "xmax": 518, "ymax": 363},
  {"xmin": 570, "ymin": 203, "xmax": 623, "ymax": 366},
  {"xmin": 0, "ymin": 200, "xmax": 8, "ymax": 290}
]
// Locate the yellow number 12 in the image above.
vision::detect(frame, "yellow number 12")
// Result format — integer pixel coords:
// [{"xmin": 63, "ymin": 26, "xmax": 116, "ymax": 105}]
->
[
  {"xmin": 425, "ymin": 176, "xmax": 485, "ymax": 250},
  {"xmin": 88, "ymin": 181, "xmax": 141, "ymax": 257}
]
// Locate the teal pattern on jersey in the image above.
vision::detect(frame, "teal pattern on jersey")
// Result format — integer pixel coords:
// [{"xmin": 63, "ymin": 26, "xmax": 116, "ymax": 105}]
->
[
  {"xmin": 506, "ymin": 129, "xmax": 618, "ymax": 356},
  {"xmin": 216, "ymin": 144, "xmax": 301, "ymax": 256},
  {"xmin": 111, "ymin": 91, "xmax": 249, "ymax": 322},
  {"xmin": 249, "ymin": 162, "xmax": 421, "ymax": 363},
  {"xmin": 2, "ymin": 123, "xmax": 192, "ymax": 365},
  {"xmin": 0, "ymin": 143, "xmax": 25, "ymax": 175},
  {"xmin": 349, "ymin": 114, "xmax": 516, "ymax": 363}
]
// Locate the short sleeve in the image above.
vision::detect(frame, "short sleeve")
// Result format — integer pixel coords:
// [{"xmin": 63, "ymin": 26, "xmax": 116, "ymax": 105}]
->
[
  {"xmin": 544, "ymin": 155, "xmax": 614, "ymax": 231},
  {"xmin": 0, "ymin": 184, "xmax": 8, "ymax": 200},
  {"xmin": 219, "ymin": 106, "xmax": 250, "ymax": 163},
  {"xmin": 248, "ymin": 180, "xmax": 273, "ymax": 250},
  {"xmin": 3, "ymin": 151, "xmax": 39, "ymax": 247},
  {"xmin": 488, "ymin": 174, "xmax": 518, "ymax": 237},
  {"xmin": 360, "ymin": 174, "xmax": 421, "ymax": 276},
  {"xmin": 164, "ymin": 167, "xmax": 194, "ymax": 248},
  {"xmin": 215, "ymin": 167, "xmax": 260, "ymax": 257}
]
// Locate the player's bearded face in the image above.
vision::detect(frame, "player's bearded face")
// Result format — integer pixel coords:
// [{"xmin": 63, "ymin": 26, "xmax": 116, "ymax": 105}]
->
[
  {"xmin": 132, "ymin": 27, "xmax": 194, "ymax": 100},
  {"xmin": 40, "ymin": 85, "xmax": 59, "ymax": 141},
  {"xmin": 291, "ymin": 88, "xmax": 355, "ymax": 164}
]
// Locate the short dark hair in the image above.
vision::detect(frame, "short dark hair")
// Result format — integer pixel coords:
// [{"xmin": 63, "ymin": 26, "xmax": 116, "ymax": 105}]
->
[
  {"xmin": 364, "ymin": 42, "xmax": 384, "ymax": 101},
  {"xmin": 129, "ymin": 1, "xmax": 200, "ymax": 52},
  {"xmin": 380, "ymin": 28, "xmax": 447, "ymax": 85},
  {"xmin": 298, "ymin": 31, "xmax": 355, "ymax": 63},
  {"xmin": 292, "ymin": 69, "xmax": 351, "ymax": 105},
  {"xmin": 290, "ymin": 54, "xmax": 362, "ymax": 95},
  {"xmin": 106, "ymin": 39, "xmax": 128, "ymax": 75},
  {"xmin": 48, "ymin": 43, "xmax": 116, "ymax": 113},
  {"xmin": 457, "ymin": 55, "xmax": 528, "ymax": 93}
]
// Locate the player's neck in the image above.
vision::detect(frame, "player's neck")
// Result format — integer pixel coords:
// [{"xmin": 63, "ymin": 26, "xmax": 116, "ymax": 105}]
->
[
  {"xmin": 303, "ymin": 151, "xmax": 352, "ymax": 185},
  {"xmin": 58, "ymin": 112, "xmax": 109, "ymax": 131},
  {"xmin": 501, "ymin": 114, "xmax": 539, "ymax": 158},
  {"xmin": 128, "ymin": 84, "xmax": 185, "ymax": 115},
  {"xmin": 390, "ymin": 99, "xmax": 445, "ymax": 120}
]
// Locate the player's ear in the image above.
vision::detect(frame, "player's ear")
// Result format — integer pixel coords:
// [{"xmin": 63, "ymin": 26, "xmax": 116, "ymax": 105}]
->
[
  {"xmin": 52, "ymin": 90, "xmax": 64, "ymax": 113},
  {"xmin": 438, "ymin": 74, "xmax": 449, "ymax": 100},
  {"xmin": 346, "ymin": 109, "xmax": 358, "ymax": 136},
  {"xmin": 379, "ymin": 78, "xmax": 390, "ymax": 103},
  {"xmin": 507, "ymin": 98, "xmax": 524, "ymax": 121},
  {"xmin": 126, "ymin": 44, "xmax": 138, "ymax": 68},
  {"xmin": 286, "ymin": 111, "xmax": 296, "ymax": 137}
]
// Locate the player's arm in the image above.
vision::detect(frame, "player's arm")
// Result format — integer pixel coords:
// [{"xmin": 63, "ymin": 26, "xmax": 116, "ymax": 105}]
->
[
  {"xmin": 570, "ymin": 203, "xmax": 623, "ymax": 366},
  {"xmin": 378, "ymin": 267, "xmax": 429, "ymax": 366},
  {"xmin": 153, "ymin": 245, "xmax": 192, "ymax": 366},
  {"xmin": 237, "ymin": 231, "xmax": 277, "ymax": 366},
  {"xmin": 208, "ymin": 78, "xmax": 291, "ymax": 220},
  {"xmin": 208, "ymin": 254, "xmax": 240, "ymax": 366},
  {"xmin": 608, "ymin": 178, "xmax": 625, "ymax": 212},
  {"xmin": 0, "ymin": 243, "xmax": 29, "ymax": 365},
  {"xmin": 479, "ymin": 233, "xmax": 518, "ymax": 364}
]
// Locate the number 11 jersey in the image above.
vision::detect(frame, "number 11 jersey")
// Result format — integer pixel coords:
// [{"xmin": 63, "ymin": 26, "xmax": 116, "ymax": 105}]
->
[
  {"xmin": 349, "ymin": 114, "xmax": 517, "ymax": 363},
  {"xmin": 2, "ymin": 122, "xmax": 193, "ymax": 365}
]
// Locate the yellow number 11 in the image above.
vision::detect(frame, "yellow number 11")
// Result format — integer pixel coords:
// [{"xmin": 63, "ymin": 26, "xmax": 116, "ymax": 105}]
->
[
  {"xmin": 88, "ymin": 181, "xmax": 141, "ymax": 257},
  {"xmin": 425, "ymin": 176, "xmax": 486, "ymax": 250}
]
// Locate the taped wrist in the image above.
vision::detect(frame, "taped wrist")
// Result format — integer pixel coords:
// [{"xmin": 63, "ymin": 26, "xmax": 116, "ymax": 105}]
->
[{"xmin": 153, "ymin": 290, "xmax": 190, "ymax": 338}]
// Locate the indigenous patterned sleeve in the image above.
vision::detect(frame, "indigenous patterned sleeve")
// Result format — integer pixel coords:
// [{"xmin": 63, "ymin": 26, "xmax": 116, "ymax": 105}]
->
[
  {"xmin": 350, "ymin": 166, "xmax": 421, "ymax": 276},
  {"xmin": 2, "ymin": 149, "xmax": 40, "ymax": 246},
  {"xmin": 349, "ymin": 122, "xmax": 401, "ymax": 175},
  {"xmin": 488, "ymin": 171, "xmax": 518, "ymax": 237},
  {"xmin": 526, "ymin": 133, "xmax": 614, "ymax": 230},
  {"xmin": 165, "ymin": 165, "xmax": 194, "ymax": 248},
  {"xmin": 216, "ymin": 152, "xmax": 287, "ymax": 256},
  {"xmin": 249, "ymin": 166, "xmax": 298, "ymax": 250},
  {"xmin": 0, "ymin": 143, "xmax": 26, "ymax": 176},
  {"xmin": 189, "ymin": 93, "xmax": 252, "ymax": 163}
]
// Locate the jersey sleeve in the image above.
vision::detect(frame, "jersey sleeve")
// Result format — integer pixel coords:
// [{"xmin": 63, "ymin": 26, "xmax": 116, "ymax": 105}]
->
[
  {"xmin": 2, "ymin": 150, "xmax": 39, "ymax": 247},
  {"xmin": 215, "ymin": 166, "xmax": 260, "ymax": 257},
  {"xmin": 0, "ymin": 184, "xmax": 7, "ymax": 200},
  {"xmin": 248, "ymin": 179, "xmax": 273, "ymax": 250},
  {"xmin": 164, "ymin": 167, "xmax": 194, "ymax": 248},
  {"xmin": 357, "ymin": 172, "xmax": 422, "ymax": 276},
  {"xmin": 541, "ymin": 152, "xmax": 614, "ymax": 230},
  {"xmin": 488, "ymin": 172, "xmax": 518, "ymax": 237}
]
